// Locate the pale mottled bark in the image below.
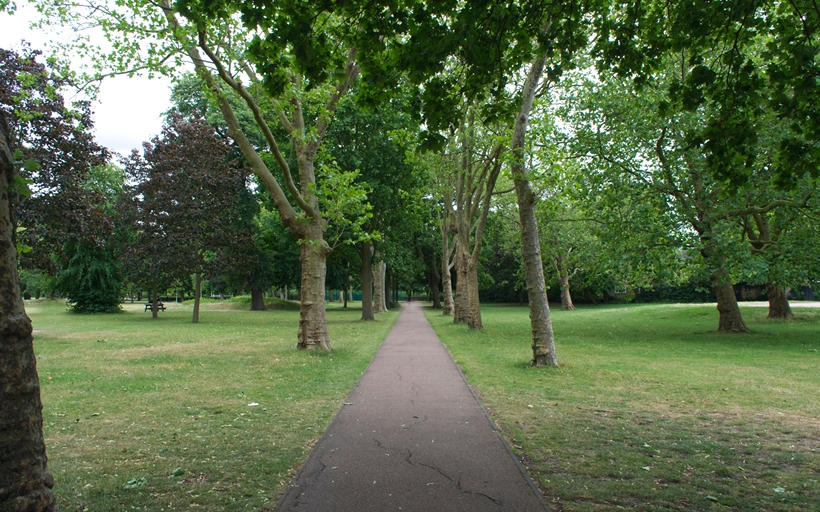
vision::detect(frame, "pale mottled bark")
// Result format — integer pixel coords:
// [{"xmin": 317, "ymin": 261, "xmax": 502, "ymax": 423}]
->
[
  {"xmin": 512, "ymin": 54, "xmax": 558, "ymax": 367},
  {"xmin": 766, "ymin": 283, "xmax": 793, "ymax": 319},
  {"xmin": 466, "ymin": 258, "xmax": 482, "ymax": 330},
  {"xmin": 374, "ymin": 259, "xmax": 387, "ymax": 313},
  {"xmin": 441, "ymin": 231, "xmax": 455, "ymax": 316},
  {"xmin": 0, "ymin": 111, "xmax": 57, "ymax": 512},
  {"xmin": 298, "ymin": 235, "xmax": 332, "ymax": 349},
  {"xmin": 361, "ymin": 241, "xmax": 374, "ymax": 321},
  {"xmin": 453, "ymin": 249, "xmax": 469, "ymax": 324}
]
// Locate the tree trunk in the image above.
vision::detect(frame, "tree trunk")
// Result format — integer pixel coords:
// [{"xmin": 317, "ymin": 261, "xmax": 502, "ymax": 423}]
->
[
  {"xmin": 766, "ymin": 283, "xmax": 793, "ymax": 319},
  {"xmin": 512, "ymin": 53, "xmax": 558, "ymax": 367},
  {"xmin": 152, "ymin": 281, "xmax": 159, "ymax": 320},
  {"xmin": 441, "ymin": 246, "xmax": 455, "ymax": 315},
  {"xmin": 429, "ymin": 252, "xmax": 441, "ymax": 309},
  {"xmin": 713, "ymin": 279, "xmax": 749, "ymax": 332},
  {"xmin": 466, "ymin": 258, "xmax": 482, "ymax": 329},
  {"xmin": 374, "ymin": 258, "xmax": 387, "ymax": 313},
  {"xmin": 192, "ymin": 271, "xmax": 202, "ymax": 322},
  {"xmin": 251, "ymin": 287, "xmax": 266, "ymax": 311},
  {"xmin": 453, "ymin": 249, "xmax": 469, "ymax": 324},
  {"xmin": 298, "ymin": 231, "xmax": 332, "ymax": 349},
  {"xmin": 559, "ymin": 274, "xmax": 575, "ymax": 311},
  {"xmin": 360, "ymin": 241, "xmax": 374, "ymax": 321},
  {"xmin": 385, "ymin": 266, "xmax": 392, "ymax": 309},
  {"xmin": 0, "ymin": 111, "xmax": 57, "ymax": 512}
]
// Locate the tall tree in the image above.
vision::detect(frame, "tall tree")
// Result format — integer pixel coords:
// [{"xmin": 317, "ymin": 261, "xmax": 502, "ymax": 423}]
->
[
  {"xmin": 1, "ymin": 47, "xmax": 110, "ymax": 278},
  {"xmin": 122, "ymin": 114, "xmax": 248, "ymax": 322},
  {"xmin": 38, "ymin": 0, "xmax": 372, "ymax": 349},
  {"xmin": 0, "ymin": 107, "xmax": 57, "ymax": 512}
]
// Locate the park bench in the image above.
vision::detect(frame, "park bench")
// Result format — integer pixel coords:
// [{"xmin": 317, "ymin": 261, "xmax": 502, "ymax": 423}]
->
[{"xmin": 145, "ymin": 301, "xmax": 166, "ymax": 312}]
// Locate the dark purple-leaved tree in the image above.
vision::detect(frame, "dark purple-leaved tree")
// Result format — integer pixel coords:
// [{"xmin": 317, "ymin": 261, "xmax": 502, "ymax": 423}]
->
[{"xmin": 121, "ymin": 114, "xmax": 249, "ymax": 322}]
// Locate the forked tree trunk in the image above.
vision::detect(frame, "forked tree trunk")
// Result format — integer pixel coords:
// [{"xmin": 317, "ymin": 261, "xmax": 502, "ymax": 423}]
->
[
  {"xmin": 512, "ymin": 53, "xmax": 558, "ymax": 367},
  {"xmin": 361, "ymin": 241, "xmax": 374, "ymax": 321},
  {"xmin": 193, "ymin": 271, "xmax": 202, "ymax": 322},
  {"xmin": 298, "ymin": 233, "xmax": 332, "ymax": 349},
  {"xmin": 713, "ymin": 279, "xmax": 749, "ymax": 332},
  {"xmin": 559, "ymin": 274, "xmax": 575, "ymax": 311},
  {"xmin": 453, "ymin": 250, "xmax": 469, "ymax": 324},
  {"xmin": 766, "ymin": 283, "xmax": 793, "ymax": 319},
  {"xmin": 250, "ymin": 287, "xmax": 266, "ymax": 311},
  {"xmin": 0, "ymin": 111, "xmax": 57, "ymax": 512}
]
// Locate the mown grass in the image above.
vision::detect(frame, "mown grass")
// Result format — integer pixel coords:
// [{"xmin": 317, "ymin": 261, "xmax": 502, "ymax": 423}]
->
[
  {"xmin": 425, "ymin": 303, "xmax": 820, "ymax": 512},
  {"xmin": 28, "ymin": 298, "xmax": 398, "ymax": 511}
]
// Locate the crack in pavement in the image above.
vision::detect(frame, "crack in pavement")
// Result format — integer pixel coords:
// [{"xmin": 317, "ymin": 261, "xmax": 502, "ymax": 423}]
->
[{"xmin": 404, "ymin": 449, "xmax": 502, "ymax": 506}]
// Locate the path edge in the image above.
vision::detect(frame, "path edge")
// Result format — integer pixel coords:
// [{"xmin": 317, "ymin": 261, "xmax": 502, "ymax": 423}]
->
[
  {"xmin": 424, "ymin": 305, "xmax": 552, "ymax": 512},
  {"xmin": 272, "ymin": 304, "xmax": 404, "ymax": 511}
]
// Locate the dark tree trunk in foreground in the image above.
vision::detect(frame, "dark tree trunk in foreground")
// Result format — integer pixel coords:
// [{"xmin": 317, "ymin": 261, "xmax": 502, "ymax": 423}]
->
[
  {"xmin": 250, "ymin": 287, "xmax": 266, "ymax": 311},
  {"xmin": 766, "ymin": 283, "xmax": 793, "ymax": 319},
  {"xmin": 512, "ymin": 54, "xmax": 558, "ymax": 367},
  {"xmin": 0, "ymin": 111, "xmax": 58, "ymax": 512},
  {"xmin": 360, "ymin": 241, "xmax": 374, "ymax": 321}
]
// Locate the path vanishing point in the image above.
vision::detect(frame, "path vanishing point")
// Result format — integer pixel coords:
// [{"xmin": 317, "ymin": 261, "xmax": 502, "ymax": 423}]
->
[{"xmin": 275, "ymin": 302, "xmax": 549, "ymax": 512}]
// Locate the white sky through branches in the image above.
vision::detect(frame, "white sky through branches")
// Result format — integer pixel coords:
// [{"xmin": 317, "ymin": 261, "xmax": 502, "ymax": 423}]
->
[{"xmin": 0, "ymin": 4, "xmax": 171, "ymax": 157}]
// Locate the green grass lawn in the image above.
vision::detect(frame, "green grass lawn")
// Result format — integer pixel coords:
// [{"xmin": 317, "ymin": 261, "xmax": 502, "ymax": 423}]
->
[
  {"xmin": 425, "ymin": 303, "xmax": 820, "ymax": 512},
  {"xmin": 28, "ymin": 298, "xmax": 398, "ymax": 511}
]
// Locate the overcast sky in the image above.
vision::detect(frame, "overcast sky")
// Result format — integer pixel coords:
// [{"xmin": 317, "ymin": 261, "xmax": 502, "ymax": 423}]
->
[{"xmin": 0, "ymin": 4, "xmax": 172, "ymax": 157}]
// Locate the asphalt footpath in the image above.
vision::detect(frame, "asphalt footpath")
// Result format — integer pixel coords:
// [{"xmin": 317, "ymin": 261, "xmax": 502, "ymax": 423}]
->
[{"xmin": 275, "ymin": 302, "xmax": 549, "ymax": 512}]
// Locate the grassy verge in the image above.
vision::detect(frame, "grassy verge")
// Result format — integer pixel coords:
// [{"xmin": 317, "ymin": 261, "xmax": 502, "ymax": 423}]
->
[
  {"xmin": 29, "ymin": 298, "xmax": 398, "ymax": 511},
  {"xmin": 425, "ymin": 303, "xmax": 820, "ymax": 511}
]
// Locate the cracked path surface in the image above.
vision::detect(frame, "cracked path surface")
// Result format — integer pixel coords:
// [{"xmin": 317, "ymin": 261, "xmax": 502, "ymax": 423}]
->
[{"xmin": 276, "ymin": 302, "xmax": 548, "ymax": 512}]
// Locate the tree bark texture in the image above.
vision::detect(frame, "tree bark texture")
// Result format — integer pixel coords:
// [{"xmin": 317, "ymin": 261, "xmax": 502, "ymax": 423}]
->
[
  {"xmin": 453, "ymin": 249, "xmax": 469, "ymax": 324},
  {"xmin": 765, "ymin": 283, "xmax": 793, "ymax": 319},
  {"xmin": 713, "ymin": 279, "xmax": 749, "ymax": 332},
  {"xmin": 466, "ymin": 258, "xmax": 482, "ymax": 329},
  {"xmin": 374, "ymin": 259, "xmax": 387, "ymax": 313},
  {"xmin": 298, "ymin": 237, "xmax": 332, "ymax": 349},
  {"xmin": 193, "ymin": 271, "xmax": 202, "ymax": 322},
  {"xmin": 512, "ymin": 54, "xmax": 558, "ymax": 367},
  {"xmin": 360, "ymin": 241, "xmax": 374, "ymax": 321},
  {"xmin": 250, "ymin": 287, "xmax": 266, "ymax": 311},
  {"xmin": 0, "ymin": 110, "xmax": 58, "ymax": 512},
  {"xmin": 384, "ymin": 267, "xmax": 392, "ymax": 309},
  {"xmin": 441, "ymin": 233, "xmax": 455, "ymax": 316},
  {"xmin": 558, "ymin": 274, "xmax": 575, "ymax": 311}
]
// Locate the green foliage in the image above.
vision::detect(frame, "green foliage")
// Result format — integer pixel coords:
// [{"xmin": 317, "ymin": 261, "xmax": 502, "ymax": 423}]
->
[{"xmin": 54, "ymin": 241, "xmax": 121, "ymax": 313}]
